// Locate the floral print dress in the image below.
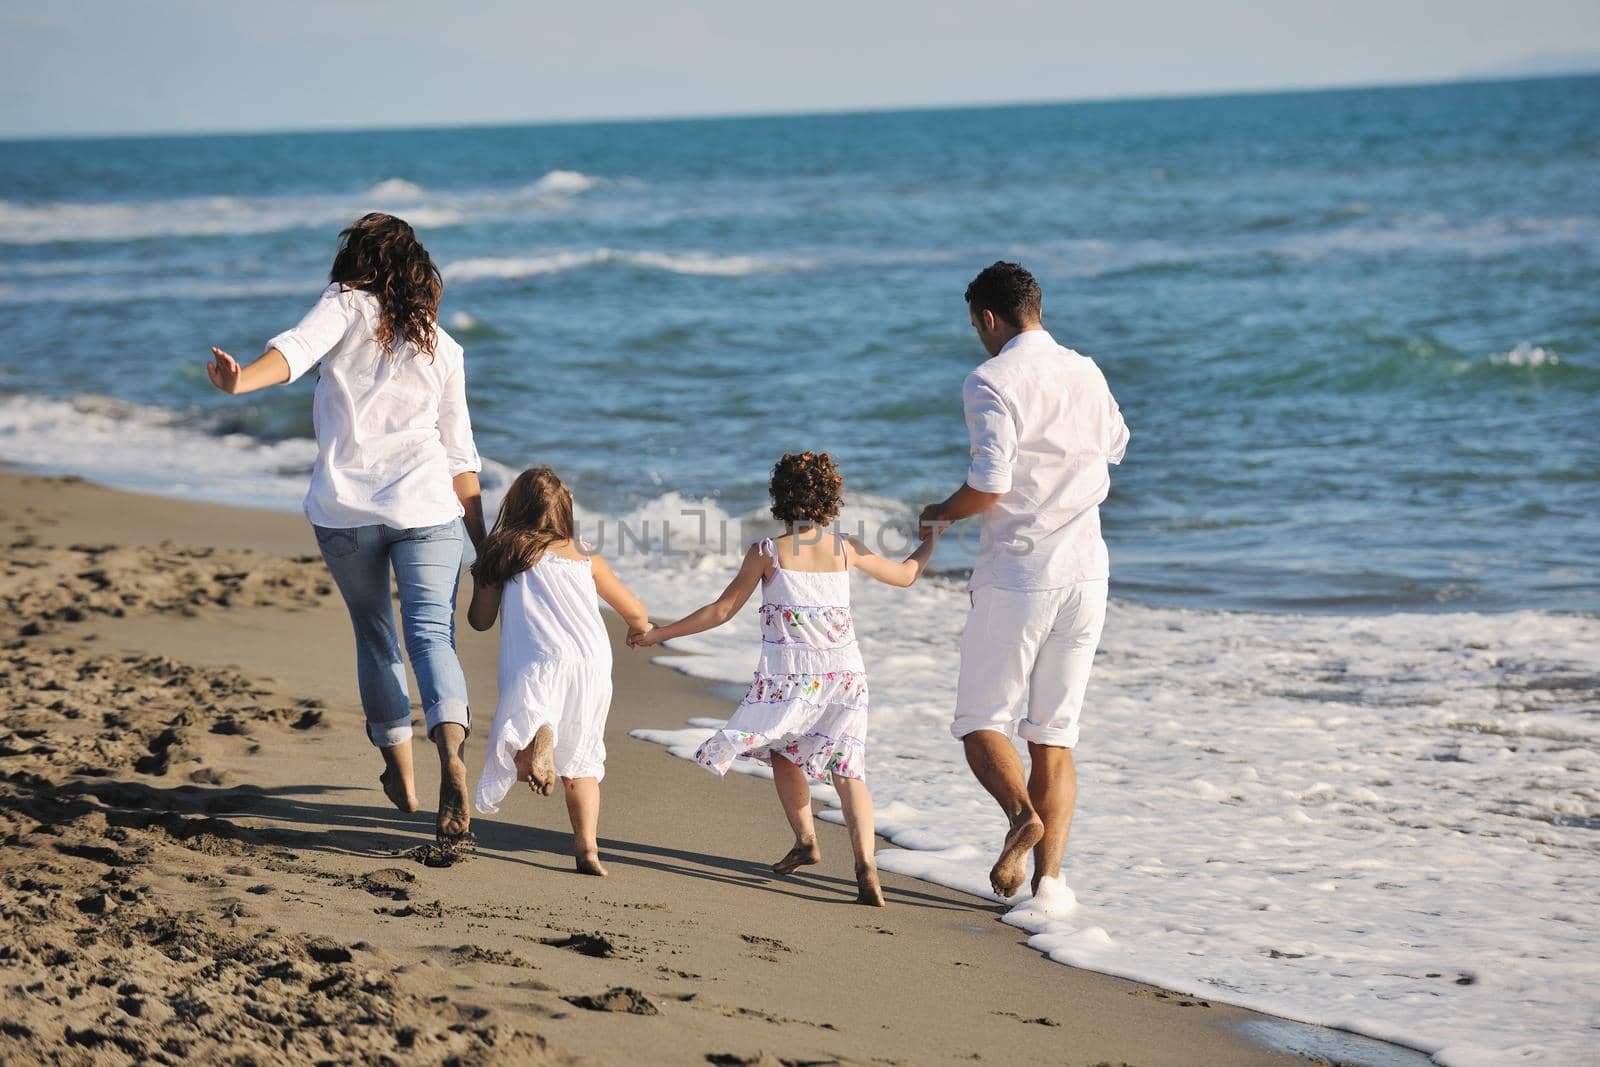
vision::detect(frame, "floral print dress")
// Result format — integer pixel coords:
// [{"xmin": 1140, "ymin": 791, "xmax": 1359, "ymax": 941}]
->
[{"xmin": 694, "ymin": 537, "xmax": 868, "ymax": 782}]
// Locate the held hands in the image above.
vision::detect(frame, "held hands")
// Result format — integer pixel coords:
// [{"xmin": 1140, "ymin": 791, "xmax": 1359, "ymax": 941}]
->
[
  {"xmin": 207, "ymin": 347, "xmax": 243, "ymax": 394},
  {"xmin": 918, "ymin": 503, "xmax": 947, "ymax": 541},
  {"xmin": 626, "ymin": 624, "xmax": 662, "ymax": 648}
]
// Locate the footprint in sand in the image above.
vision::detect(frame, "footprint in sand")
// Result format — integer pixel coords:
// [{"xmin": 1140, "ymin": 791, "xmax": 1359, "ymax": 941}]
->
[
  {"xmin": 561, "ymin": 987, "xmax": 660, "ymax": 1015},
  {"xmin": 539, "ymin": 932, "xmax": 617, "ymax": 958}
]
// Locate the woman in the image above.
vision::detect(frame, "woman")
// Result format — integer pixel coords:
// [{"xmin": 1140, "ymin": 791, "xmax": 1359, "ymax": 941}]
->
[{"xmin": 206, "ymin": 212, "xmax": 485, "ymax": 845}]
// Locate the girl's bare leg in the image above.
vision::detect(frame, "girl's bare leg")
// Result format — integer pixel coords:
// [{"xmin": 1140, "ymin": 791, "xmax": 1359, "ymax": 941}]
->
[
  {"xmin": 561, "ymin": 776, "xmax": 606, "ymax": 876},
  {"xmin": 770, "ymin": 756, "xmax": 822, "ymax": 875},
  {"xmin": 378, "ymin": 740, "xmax": 419, "ymax": 812},
  {"xmin": 832, "ymin": 773, "xmax": 884, "ymax": 906}
]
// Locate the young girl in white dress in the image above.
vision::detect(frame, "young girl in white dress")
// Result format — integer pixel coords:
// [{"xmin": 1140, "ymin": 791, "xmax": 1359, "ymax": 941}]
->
[
  {"xmin": 631, "ymin": 452, "xmax": 939, "ymax": 905},
  {"xmin": 469, "ymin": 466, "xmax": 650, "ymax": 876}
]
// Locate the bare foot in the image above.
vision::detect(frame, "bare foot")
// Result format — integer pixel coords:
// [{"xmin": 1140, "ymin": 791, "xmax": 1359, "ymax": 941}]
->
[
  {"xmin": 772, "ymin": 837, "xmax": 821, "ymax": 876},
  {"xmin": 575, "ymin": 850, "xmax": 608, "ymax": 877},
  {"xmin": 513, "ymin": 724, "xmax": 557, "ymax": 797},
  {"xmin": 990, "ymin": 809, "xmax": 1044, "ymax": 898},
  {"xmin": 436, "ymin": 728, "xmax": 471, "ymax": 843},
  {"xmin": 378, "ymin": 767, "xmax": 419, "ymax": 812},
  {"xmin": 855, "ymin": 860, "xmax": 886, "ymax": 907}
]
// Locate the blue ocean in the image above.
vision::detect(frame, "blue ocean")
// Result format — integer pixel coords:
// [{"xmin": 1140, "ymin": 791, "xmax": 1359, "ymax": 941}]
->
[{"xmin": 2, "ymin": 76, "xmax": 1597, "ymax": 1064}]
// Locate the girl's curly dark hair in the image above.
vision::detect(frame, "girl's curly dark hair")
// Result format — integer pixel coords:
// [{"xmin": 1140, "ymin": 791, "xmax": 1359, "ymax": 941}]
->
[
  {"xmin": 329, "ymin": 212, "xmax": 443, "ymax": 356},
  {"xmin": 769, "ymin": 451, "xmax": 843, "ymax": 526}
]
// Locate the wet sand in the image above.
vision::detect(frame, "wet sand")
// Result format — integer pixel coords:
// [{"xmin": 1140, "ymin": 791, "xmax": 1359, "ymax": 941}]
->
[{"xmin": 0, "ymin": 471, "xmax": 1417, "ymax": 1065}]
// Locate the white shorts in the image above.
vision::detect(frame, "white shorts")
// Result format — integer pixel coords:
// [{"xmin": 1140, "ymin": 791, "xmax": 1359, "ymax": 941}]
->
[{"xmin": 952, "ymin": 579, "xmax": 1108, "ymax": 748}]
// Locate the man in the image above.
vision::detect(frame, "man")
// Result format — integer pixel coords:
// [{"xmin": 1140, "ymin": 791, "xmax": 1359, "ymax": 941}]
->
[{"xmin": 920, "ymin": 261, "xmax": 1129, "ymax": 901}]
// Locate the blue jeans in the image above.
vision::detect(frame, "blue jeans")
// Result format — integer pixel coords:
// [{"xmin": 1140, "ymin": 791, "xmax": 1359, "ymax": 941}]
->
[{"xmin": 313, "ymin": 520, "xmax": 471, "ymax": 748}]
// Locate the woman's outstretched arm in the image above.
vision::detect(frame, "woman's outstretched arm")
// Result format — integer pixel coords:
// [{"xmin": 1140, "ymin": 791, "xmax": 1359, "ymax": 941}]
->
[
  {"xmin": 207, "ymin": 347, "xmax": 290, "ymax": 395},
  {"xmin": 629, "ymin": 544, "xmax": 766, "ymax": 647}
]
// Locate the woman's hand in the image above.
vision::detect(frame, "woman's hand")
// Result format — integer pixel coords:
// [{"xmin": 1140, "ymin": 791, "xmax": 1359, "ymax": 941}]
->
[
  {"xmin": 205, "ymin": 347, "xmax": 290, "ymax": 396},
  {"xmin": 627, "ymin": 625, "xmax": 662, "ymax": 648},
  {"xmin": 207, "ymin": 347, "xmax": 243, "ymax": 394}
]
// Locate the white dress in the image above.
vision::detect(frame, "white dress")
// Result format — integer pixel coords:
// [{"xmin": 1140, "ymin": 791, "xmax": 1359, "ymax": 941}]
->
[
  {"xmin": 475, "ymin": 554, "xmax": 613, "ymax": 814},
  {"xmin": 694, "ymin": 537, "xmax": 869, "ymax": 782}
]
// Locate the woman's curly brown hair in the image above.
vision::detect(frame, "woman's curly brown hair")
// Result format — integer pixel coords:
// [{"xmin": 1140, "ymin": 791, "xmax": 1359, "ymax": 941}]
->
[
  {"xmin": 769, "ymin": 451, "xmax": 843, "ymax": 526},
  {"xmin": 329, "ymin": 212, "xmax": 443, "ymax": 356}
]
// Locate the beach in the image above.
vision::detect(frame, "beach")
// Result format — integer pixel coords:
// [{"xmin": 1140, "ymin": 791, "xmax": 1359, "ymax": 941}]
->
[
  {"xmin": 2, "ymin": 77, "xmax": 1596, "ymax": 1065},
  {"xmin": 0, "ymin": 469, "xmax": 1425, "ymax": 1066}
]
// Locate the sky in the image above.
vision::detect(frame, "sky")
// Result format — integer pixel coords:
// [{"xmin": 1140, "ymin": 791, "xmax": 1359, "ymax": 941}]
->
[{"xmin": 2, "ymin": 1, "xmax": 1598, "ymax": 138}]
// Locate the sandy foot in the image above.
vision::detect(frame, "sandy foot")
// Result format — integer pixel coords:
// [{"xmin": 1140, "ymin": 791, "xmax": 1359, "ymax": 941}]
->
[
  {"xmin": 379, "ymin": 766, "xmax": 419, "ymax": 813},
  {"xmin": 514, "ymin": 724, "xmax": 557, "ymax": 797},
  {"xmin": 771, "ymin": 838, "xmax": 822, "ymax": 876},
  {"xmin": 990, "ymin": 811, "xmax": 1044, "ymax": 898},
  {"xmin": 437, "ymin": 751, "xmax": 471, "ymax": 842},
  {"xmin": 855, "ymin": 861, "xmax": 886, "ymax": 907},
  {"xmin": 575, "ymin": 850, "xmax": 608, "ymax": 877}
]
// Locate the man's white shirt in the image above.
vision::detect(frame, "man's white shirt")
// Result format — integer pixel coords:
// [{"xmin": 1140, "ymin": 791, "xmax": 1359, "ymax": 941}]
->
[{"xmin": 963, "ymin": 329, "xmax": 1128, "ymax": 592}]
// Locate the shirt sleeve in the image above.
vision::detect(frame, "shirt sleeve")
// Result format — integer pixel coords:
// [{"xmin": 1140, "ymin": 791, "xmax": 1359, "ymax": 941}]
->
[
  {"xmin": 436, "ymin": 342, "xmax": 482, "ymax": 477},
  {"xmin": 267, "ymin": 286, "xmax": 358, "ymax": 384},
  {"xmin": 963, "ymin": 373, "xmax": 1016, "ymax": 495},
  {"xmin": 1106, "ymin": 389, "xmax": 1130, "ymax": 466}
]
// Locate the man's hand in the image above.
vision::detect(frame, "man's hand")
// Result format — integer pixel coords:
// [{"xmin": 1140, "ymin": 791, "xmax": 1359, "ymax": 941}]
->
[
  {"xmin": 918, "ymin": 502, "xmax": 946, "ymax": 541},
  {"xmin": 627, "ymin": 625, "xmax": 660, "ymax": 648},
  {"xmin": 207, "ymin": 347, "xmax": 243, "ymax": 394}
]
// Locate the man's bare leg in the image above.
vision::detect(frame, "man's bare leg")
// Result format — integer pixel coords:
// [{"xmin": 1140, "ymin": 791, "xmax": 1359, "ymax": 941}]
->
[
  {"xmin": 1026, "ymin": 742, "xmax": 1076, "ymax": 896},
  {"xmin": 770, "ymin": 756, "xmax": 822, "ymax": 875},
  {"xmin": 832, "ymin": 773, "xmax": 885, "ymax": 906},
  {"xmin": 378, "ymin": 739, "xmax": 420, "ymax": 812},
  {"xmin": 562, "ymin": 776, "xmax": 606, "ymax": 876},
  {"xmin": 962, "ymin": 730, "xmax": 1043, "ymax": 897},
  {"xmin": 433, "ymin": 722, "xmax": 470, "ymax": 842}
]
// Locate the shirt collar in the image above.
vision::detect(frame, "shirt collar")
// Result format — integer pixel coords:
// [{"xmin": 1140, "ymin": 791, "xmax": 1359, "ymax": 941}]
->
[{"xmin": 997, "ymin": 328, "xmax": 1054, "ymax": 357}]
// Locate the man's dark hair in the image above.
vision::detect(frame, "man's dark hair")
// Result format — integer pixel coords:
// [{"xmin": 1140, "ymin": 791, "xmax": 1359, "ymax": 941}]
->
[{"xmin": 964, "ymin": 261, "xmax": 1042, "ymax": 328}]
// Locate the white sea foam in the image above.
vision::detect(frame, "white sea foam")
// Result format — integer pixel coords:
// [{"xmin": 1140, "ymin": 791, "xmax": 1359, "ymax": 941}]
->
[
  {"xmin": 1489, "ymin": 342, "xmax": 1560, "ymax": 367},
  {"xmin": 0, "ymin": 195, "xmax": 346, "ymax": 245},
  {"xmin": 0, "ymin": 171, "xmax": 605, "ymax": 246},
  {"xmin": 0, "ymin": 394, "xmax": 314, "ymax": 509},
  {"xmin": 2, "ymin": 402, "xmax": 1594, "ymax": 1065},
  {"xmin": 367, "ymin": 178, "xmax": 427, "ymax": 200},
  {"xmin": 528, "ymin": 169, "xmax": 603, "ymax": 196},
  {"xmin": 444, "ymin": 249, "xmax": 806, "ymax": 281}
]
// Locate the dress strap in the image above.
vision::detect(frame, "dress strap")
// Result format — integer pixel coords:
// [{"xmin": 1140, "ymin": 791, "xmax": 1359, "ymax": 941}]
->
[{"xmin": 757, "ymin": 537, "xmax": 778, "ymax": 568}]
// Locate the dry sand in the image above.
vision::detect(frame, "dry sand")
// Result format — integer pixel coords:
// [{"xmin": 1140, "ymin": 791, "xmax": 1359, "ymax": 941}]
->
[{"xmin": 0, "ymin": 472, "xmax": 1405, "ymax": 1066}]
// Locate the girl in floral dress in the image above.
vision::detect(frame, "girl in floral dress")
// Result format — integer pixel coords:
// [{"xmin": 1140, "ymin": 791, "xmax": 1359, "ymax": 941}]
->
[{"xmin": 631, "ymin": 452, "xmax": 940, "ymax": 905}]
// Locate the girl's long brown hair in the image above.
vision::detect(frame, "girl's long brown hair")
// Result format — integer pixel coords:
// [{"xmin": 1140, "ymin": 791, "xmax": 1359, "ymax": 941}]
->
[
  {"xmin": 330, "ymin": 212, "xmax": 443, "ymax": 356},
  {"xmin": 471, "ymin": 467, "xmax": 577, "ymax": 585}
]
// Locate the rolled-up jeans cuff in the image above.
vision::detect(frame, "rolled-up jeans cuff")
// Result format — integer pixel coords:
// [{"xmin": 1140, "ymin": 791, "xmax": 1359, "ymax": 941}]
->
[
  {"xmin": 367, "ymin": 715, "xmax": 414, "ymax": 749},
  {"xmin": 425, "ymin": 699, "xmax": 471, "ymax": 738}
]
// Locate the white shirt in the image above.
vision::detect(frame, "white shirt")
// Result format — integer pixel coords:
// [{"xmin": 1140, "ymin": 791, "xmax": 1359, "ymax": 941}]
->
[
  {"xmin": 269, "ymin": 284, "xmax": 481, "ymax": 529},
  {"xmin": 963, "ymin": 329, "xmax": 1129, "ymax": 592}
]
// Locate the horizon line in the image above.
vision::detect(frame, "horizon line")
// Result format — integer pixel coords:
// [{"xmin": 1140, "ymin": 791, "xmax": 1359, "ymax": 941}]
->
[{"xmin": 2, "ymin": 68, "xmax": 1596, "ymax": 145}]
